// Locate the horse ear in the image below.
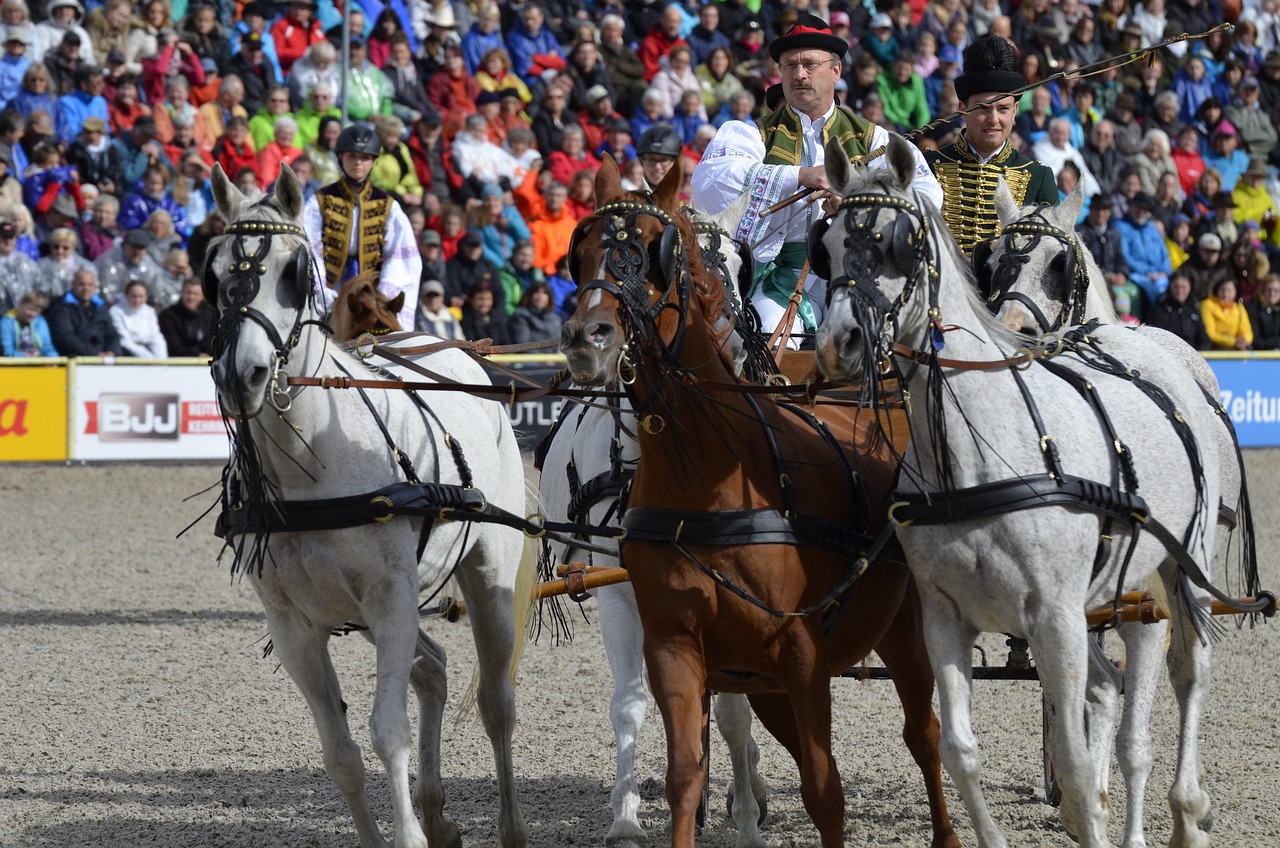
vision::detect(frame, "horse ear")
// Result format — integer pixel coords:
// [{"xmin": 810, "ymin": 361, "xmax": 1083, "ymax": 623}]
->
[
  {"xmin": 884, "ymin": 133, "xmax": 917, "ymax": 192},
  {"xmin": 993, "ymin": 176, "xmax": 1020, "ymax": 227},
  {"xmin": 211, "ymin": 163, "xmax": 244, "ymax": 220},
  {"xmin": 594, "ymin": 154, "xmax": 623, "ymax": 205},
  {"xmin": 824, "ymin": 137, "xmax": 851, "ymax": 195},
  {"xmin": 653, "ymin": 153, "xmax": 682, "ymax": 210},
  {"xmin": 388, "ymin": 291, "xmax": 405, "ymax": 316},
  {"xmin": 274, "ymin": 163, "xmax": 305, "ymax": 220},
  {"xmin": 1058, "ymin": 183, "xmax": 1085, "ymax": 225}
]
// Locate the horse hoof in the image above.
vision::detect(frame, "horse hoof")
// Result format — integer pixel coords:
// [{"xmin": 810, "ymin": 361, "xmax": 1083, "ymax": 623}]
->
[
  {"xmin": 605, "ymin": 836, "xmax": 647, "ymax": 848},
  {"xmin": 726, "ymin": 792, "xmax": 768, "ymax": 827}
]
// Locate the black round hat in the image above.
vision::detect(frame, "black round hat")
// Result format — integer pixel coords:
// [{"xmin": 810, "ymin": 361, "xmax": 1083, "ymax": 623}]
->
[
  {"xmin": 769, "ymin": 14, "xmax": 848, "ymax": 63},
  {"xmin": 336, "ymin": 124, "xmax": 382, "ymax": 156},
  {"xmin": 636, "ymin": 125, "xmax": 683, "ymax": 158},
  {"xmin": 954, "ymin": 35, "xmax": 1026, "ymax": 103}
]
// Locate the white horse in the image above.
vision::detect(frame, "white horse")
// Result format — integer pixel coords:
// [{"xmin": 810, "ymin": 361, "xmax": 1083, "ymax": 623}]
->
[
  {"xmin": 536, "ymin": 195, "xmax": 771, "ymax": 848},
  {"xmin": 978, "ymin": 183, "xmax": 1258, "ymax": 847},
  {"xmin": 205, "ymin": 164, "xmax": 532, "ymax": 848},
  {"xmin": 813, "ymin": 134, "xmax": 1259, "ymax": 848}
]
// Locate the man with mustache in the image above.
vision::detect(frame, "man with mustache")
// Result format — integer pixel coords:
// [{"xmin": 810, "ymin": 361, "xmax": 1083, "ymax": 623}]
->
[
  {"xmin": 924, "ymin": 35, "xmax": 1058, "ymax": 258},
  {"xmin": 692, "ymin": 14, "xmax": 941, "ymax": 341}
]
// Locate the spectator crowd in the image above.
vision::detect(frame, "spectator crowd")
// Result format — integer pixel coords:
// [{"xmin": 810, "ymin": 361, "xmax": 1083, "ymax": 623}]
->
[{"xmin": 1, "ymin": 0, "xmax": 1278, "ymax": 358}]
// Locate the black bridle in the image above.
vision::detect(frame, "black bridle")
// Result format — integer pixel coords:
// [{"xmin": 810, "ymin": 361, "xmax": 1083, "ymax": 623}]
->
[
  {"xmin": 205, "ymin": 217, "xmax": 321, "ymax": 412},
  {"xmin": 573, "ymin": 199, "xmax": 693, "ymax": 378},
  {"xmin": 980, "ymin": 215, "xmax": 1089, "ymax": 333},
  {"xmin": 818, "ymin": 189, "xmax": 938, "ymax": 363}
]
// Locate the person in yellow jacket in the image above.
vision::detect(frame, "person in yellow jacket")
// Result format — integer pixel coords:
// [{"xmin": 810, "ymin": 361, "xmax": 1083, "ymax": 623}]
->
[
  {"xmin": 370, "ymin": 114, "xmax": 423, "ymax": 207},
  {"xmin": 1231, "ymin": 158, "xmax": 1279, "ymax": 248},
  {"xmin": 1201, "ymin": 277, "xmax": 1254, "ymax": 349}
]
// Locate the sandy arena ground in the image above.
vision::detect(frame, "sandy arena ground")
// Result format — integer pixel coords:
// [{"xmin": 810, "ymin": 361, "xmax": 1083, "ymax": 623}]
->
[{"xmin": 2, "ymin": 452, "xmax": 1278, "ymax": 848}]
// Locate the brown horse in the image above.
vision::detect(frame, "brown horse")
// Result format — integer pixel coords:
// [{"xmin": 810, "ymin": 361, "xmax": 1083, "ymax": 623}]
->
[
  {"xmin": 330, "ymin": 273, "xmax": 405, "ymax": 341},
  {"xmin": 559, "ymin": 157, "xmax": 960, "ymax": 848}
]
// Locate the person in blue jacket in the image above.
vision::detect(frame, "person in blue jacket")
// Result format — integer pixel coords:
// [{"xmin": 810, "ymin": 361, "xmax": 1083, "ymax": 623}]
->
[
  {"xmin": 460, "ymin": 5, "xmax": 503, "ymax": 74},
  {"xmin": 54, "ymin": 63, "xmax": 108, "ymax": 146},
  {"xmin": 1114, "ymin": 192, "xmax": 1172, "ymax": 312},
  {"xmin": 119, "ymin": 166, "xmax": 190, "ymax": 241},
  {"xmin": 505, "ymin": 4, "xmax": 563, "ymax": 86},
  {"xmin": 0, "ymin": 289, "xmax": 59, "ymax": 356}
]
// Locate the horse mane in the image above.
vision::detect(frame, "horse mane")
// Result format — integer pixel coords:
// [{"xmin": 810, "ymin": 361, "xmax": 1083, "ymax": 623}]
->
[
  {"xmin": 850, "ymin": 166, "xmax": 1030, "ymax": 353},
  {"xmin": 1080, "ymin": 237, "xmax": 1120, "ymax": 325}
]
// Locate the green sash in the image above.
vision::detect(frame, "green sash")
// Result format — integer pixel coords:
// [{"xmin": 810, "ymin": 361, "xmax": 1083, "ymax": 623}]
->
[{"xmin": 753, "ymin": 241, "xmax": 816, "ymax": 333}]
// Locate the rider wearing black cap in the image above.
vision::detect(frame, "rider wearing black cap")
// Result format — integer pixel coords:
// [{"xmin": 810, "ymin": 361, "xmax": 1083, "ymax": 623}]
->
[
  {"xmin": 924, "ymin": 35, "xmax": 1058, "ymax": 257},
  {"xmin": 636, "ymin": 125, "xmax": 684, "ymax": 190},
  {"xmin": 302, "ymin": 124, "xmax": 421, "ymax": 329}
]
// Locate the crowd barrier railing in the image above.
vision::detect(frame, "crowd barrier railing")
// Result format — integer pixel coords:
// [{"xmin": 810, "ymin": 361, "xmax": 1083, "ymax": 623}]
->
[{"xmin": 2, "ymin": 352, "xmax": 1278, "ymax": 462}]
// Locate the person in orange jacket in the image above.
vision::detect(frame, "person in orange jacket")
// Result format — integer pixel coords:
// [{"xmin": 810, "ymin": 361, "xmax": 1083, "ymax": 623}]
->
[
  {"xmin": 270, "ymin": 0, "xmax": 325, "ymax": 74},
  {"xmin": 514, "ymin": 163, "xmax": 579, "ymax": 276}
]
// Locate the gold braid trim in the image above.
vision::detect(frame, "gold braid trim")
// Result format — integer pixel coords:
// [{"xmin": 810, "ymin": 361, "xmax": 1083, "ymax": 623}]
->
[
  {"xmin": 317, "ymin": 180, "xmax": 391, "ymax": 289},
  {"xmin": 933, "ymin": 143, "xmax": 1035, "ymax": 256}
]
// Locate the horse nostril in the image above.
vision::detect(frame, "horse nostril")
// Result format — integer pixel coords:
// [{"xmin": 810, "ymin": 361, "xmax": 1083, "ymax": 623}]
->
[
  {"xmin": 585, "ymin": 321, "xmax": 615, "ymax": 348},
  {"xmin": 247, "ymin": 365, "xmax": 270, "ymax": 387}
]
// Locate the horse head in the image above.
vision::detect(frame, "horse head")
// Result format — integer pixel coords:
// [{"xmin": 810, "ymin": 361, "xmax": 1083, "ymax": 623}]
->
[
  {"xmin": 560, "ymin": 155, "xmax": 713, "ymax": 387},
  {"xmin": 205, "ymin": 163, "xmax": 316, "ymax": 419},
  {"xmin": 330, "ymin": 273, "xmax": 405, "ymax": 342},
  {"xmin": 978, "ymin": 180, "xmax": 1112, "ymax": 333},
  {"xmin": 813, "ymin": 133, "xmax": 938, "ymax": 385}
]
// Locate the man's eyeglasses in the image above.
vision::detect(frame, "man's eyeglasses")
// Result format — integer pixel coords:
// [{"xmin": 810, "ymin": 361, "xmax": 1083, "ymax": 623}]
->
[{"xmin": 780, "ymin": 59, "xmax": 835, "ymax": 75}]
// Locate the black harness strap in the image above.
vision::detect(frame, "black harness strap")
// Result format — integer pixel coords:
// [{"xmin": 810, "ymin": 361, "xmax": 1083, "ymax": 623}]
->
[
  {"xmin": 622, "ymin": 506, "xmax": 878, "ymax": 560},
  {"xmin": 892, "ymin": 473, "xmax": 1147, "ymax": 526}
]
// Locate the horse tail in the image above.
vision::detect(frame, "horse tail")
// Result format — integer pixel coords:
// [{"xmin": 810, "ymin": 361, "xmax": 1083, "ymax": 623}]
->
[
  {"xmin": 509, "ymin": 469, "xmax": 541, "ymax": 683},
  {"xmin": 455, "ymin": 455, "xmax": 539, "ymax": 719}
]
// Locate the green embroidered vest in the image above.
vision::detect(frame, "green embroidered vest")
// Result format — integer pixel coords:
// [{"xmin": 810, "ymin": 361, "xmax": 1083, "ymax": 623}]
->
[{"xmin": 757, "ymin": 104, "xmax": 875, "ymax": 166}]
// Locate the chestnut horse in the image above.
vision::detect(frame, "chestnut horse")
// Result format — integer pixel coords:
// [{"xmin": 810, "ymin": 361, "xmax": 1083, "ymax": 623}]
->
[
  {"xmin": 330, "ymin": 273, "xmax": 405, "ymax": 341},
  {"xmin": 558, "ymin": 158, "xmax": 959, "ymax": 848}
]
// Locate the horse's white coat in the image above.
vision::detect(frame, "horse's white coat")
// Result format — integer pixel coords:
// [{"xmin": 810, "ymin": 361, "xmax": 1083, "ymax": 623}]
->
[
  {"xmin": 988, "ymin": 183, "xmax": 1249, "ymax": 848},
  {"xmin": 207, "ymin": 165, "xmax": 531, "ymax": 848},
  {"xmin": 536, "ymin": 195, "xmax": 771, "ymax": 848},
  {"xmin": 815, "ymin": 136, "xmax": 1223, "ymax": 848}
]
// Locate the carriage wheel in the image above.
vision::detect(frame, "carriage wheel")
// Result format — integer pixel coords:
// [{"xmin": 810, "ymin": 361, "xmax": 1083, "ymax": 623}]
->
[{"xmin": 1041, "ymin": 689, "xmax": 1062, "ymax": 807}]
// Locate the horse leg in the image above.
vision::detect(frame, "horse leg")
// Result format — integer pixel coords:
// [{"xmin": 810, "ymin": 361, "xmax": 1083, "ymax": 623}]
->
[
  {"xmin": 1115, "ymin": 621, "xmax": 1165, "ymax": 848},
  {"xmin": 261, "ymin": 606, "xmax": 389, "ymax": 848},
  {"xmin": 1083, "ymin": 632, "xmax": 1121, "ymax": 834},
  {"xmin": 1161, "ymin": 573, "xmax": 1213, "ymax": 848},
  {"xmin": 1030, "ymin": 615, "xmax": 1114, "ymax": 848},
  {"xmin": 409, "ymin": 630, "xmax": 462, "ymax": 848},
  {"xmin": 918, "ymin": 600, "xmax": 1008, "ymax": 848},
  {"xmin": 645, "ymin": 642, "xmax": 707, "ymax": 848},
  {"xmin": 455, "ymin": 551, "xmax": 531, "ymax": 848},
  {"xmin": 783, "ymin": 671, "xmax": 844, "ymax": 848},
  {"xmin": 714, "ymin": 693, "xmax": 768, "ymax": 848},
  {"xmin": 745, "ymin": 687, "xmax": 844, "ymax": 848},
  {"xmin": 364, "ymin": 571, "xmax": 432, "ymax": 848},
  {"xmin": 597, "ymin": 582, "xmax": 650, "ymax": 848},
  {"xmin": 876, "ymin": 586, "xmax": 962, "ymax": 848}
]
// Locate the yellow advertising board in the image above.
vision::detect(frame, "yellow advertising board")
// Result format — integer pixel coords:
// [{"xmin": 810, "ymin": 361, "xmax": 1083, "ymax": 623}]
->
[{"xmin": 0, "ymin": 364, "xmax": 68, "ymax": 461}]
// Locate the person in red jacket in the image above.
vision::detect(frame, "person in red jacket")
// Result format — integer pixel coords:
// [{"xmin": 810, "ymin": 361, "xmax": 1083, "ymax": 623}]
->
[
  {"xmin": 212, "ymin": 116, "xmax": 256, "ymax": 181},
  {"xmin": 270, "ymin": 0, "xmax": 325, "ymax": 74},
  {"xmin": 638, "ymin": 6, "xmax": 687, "ymax": 81}
]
